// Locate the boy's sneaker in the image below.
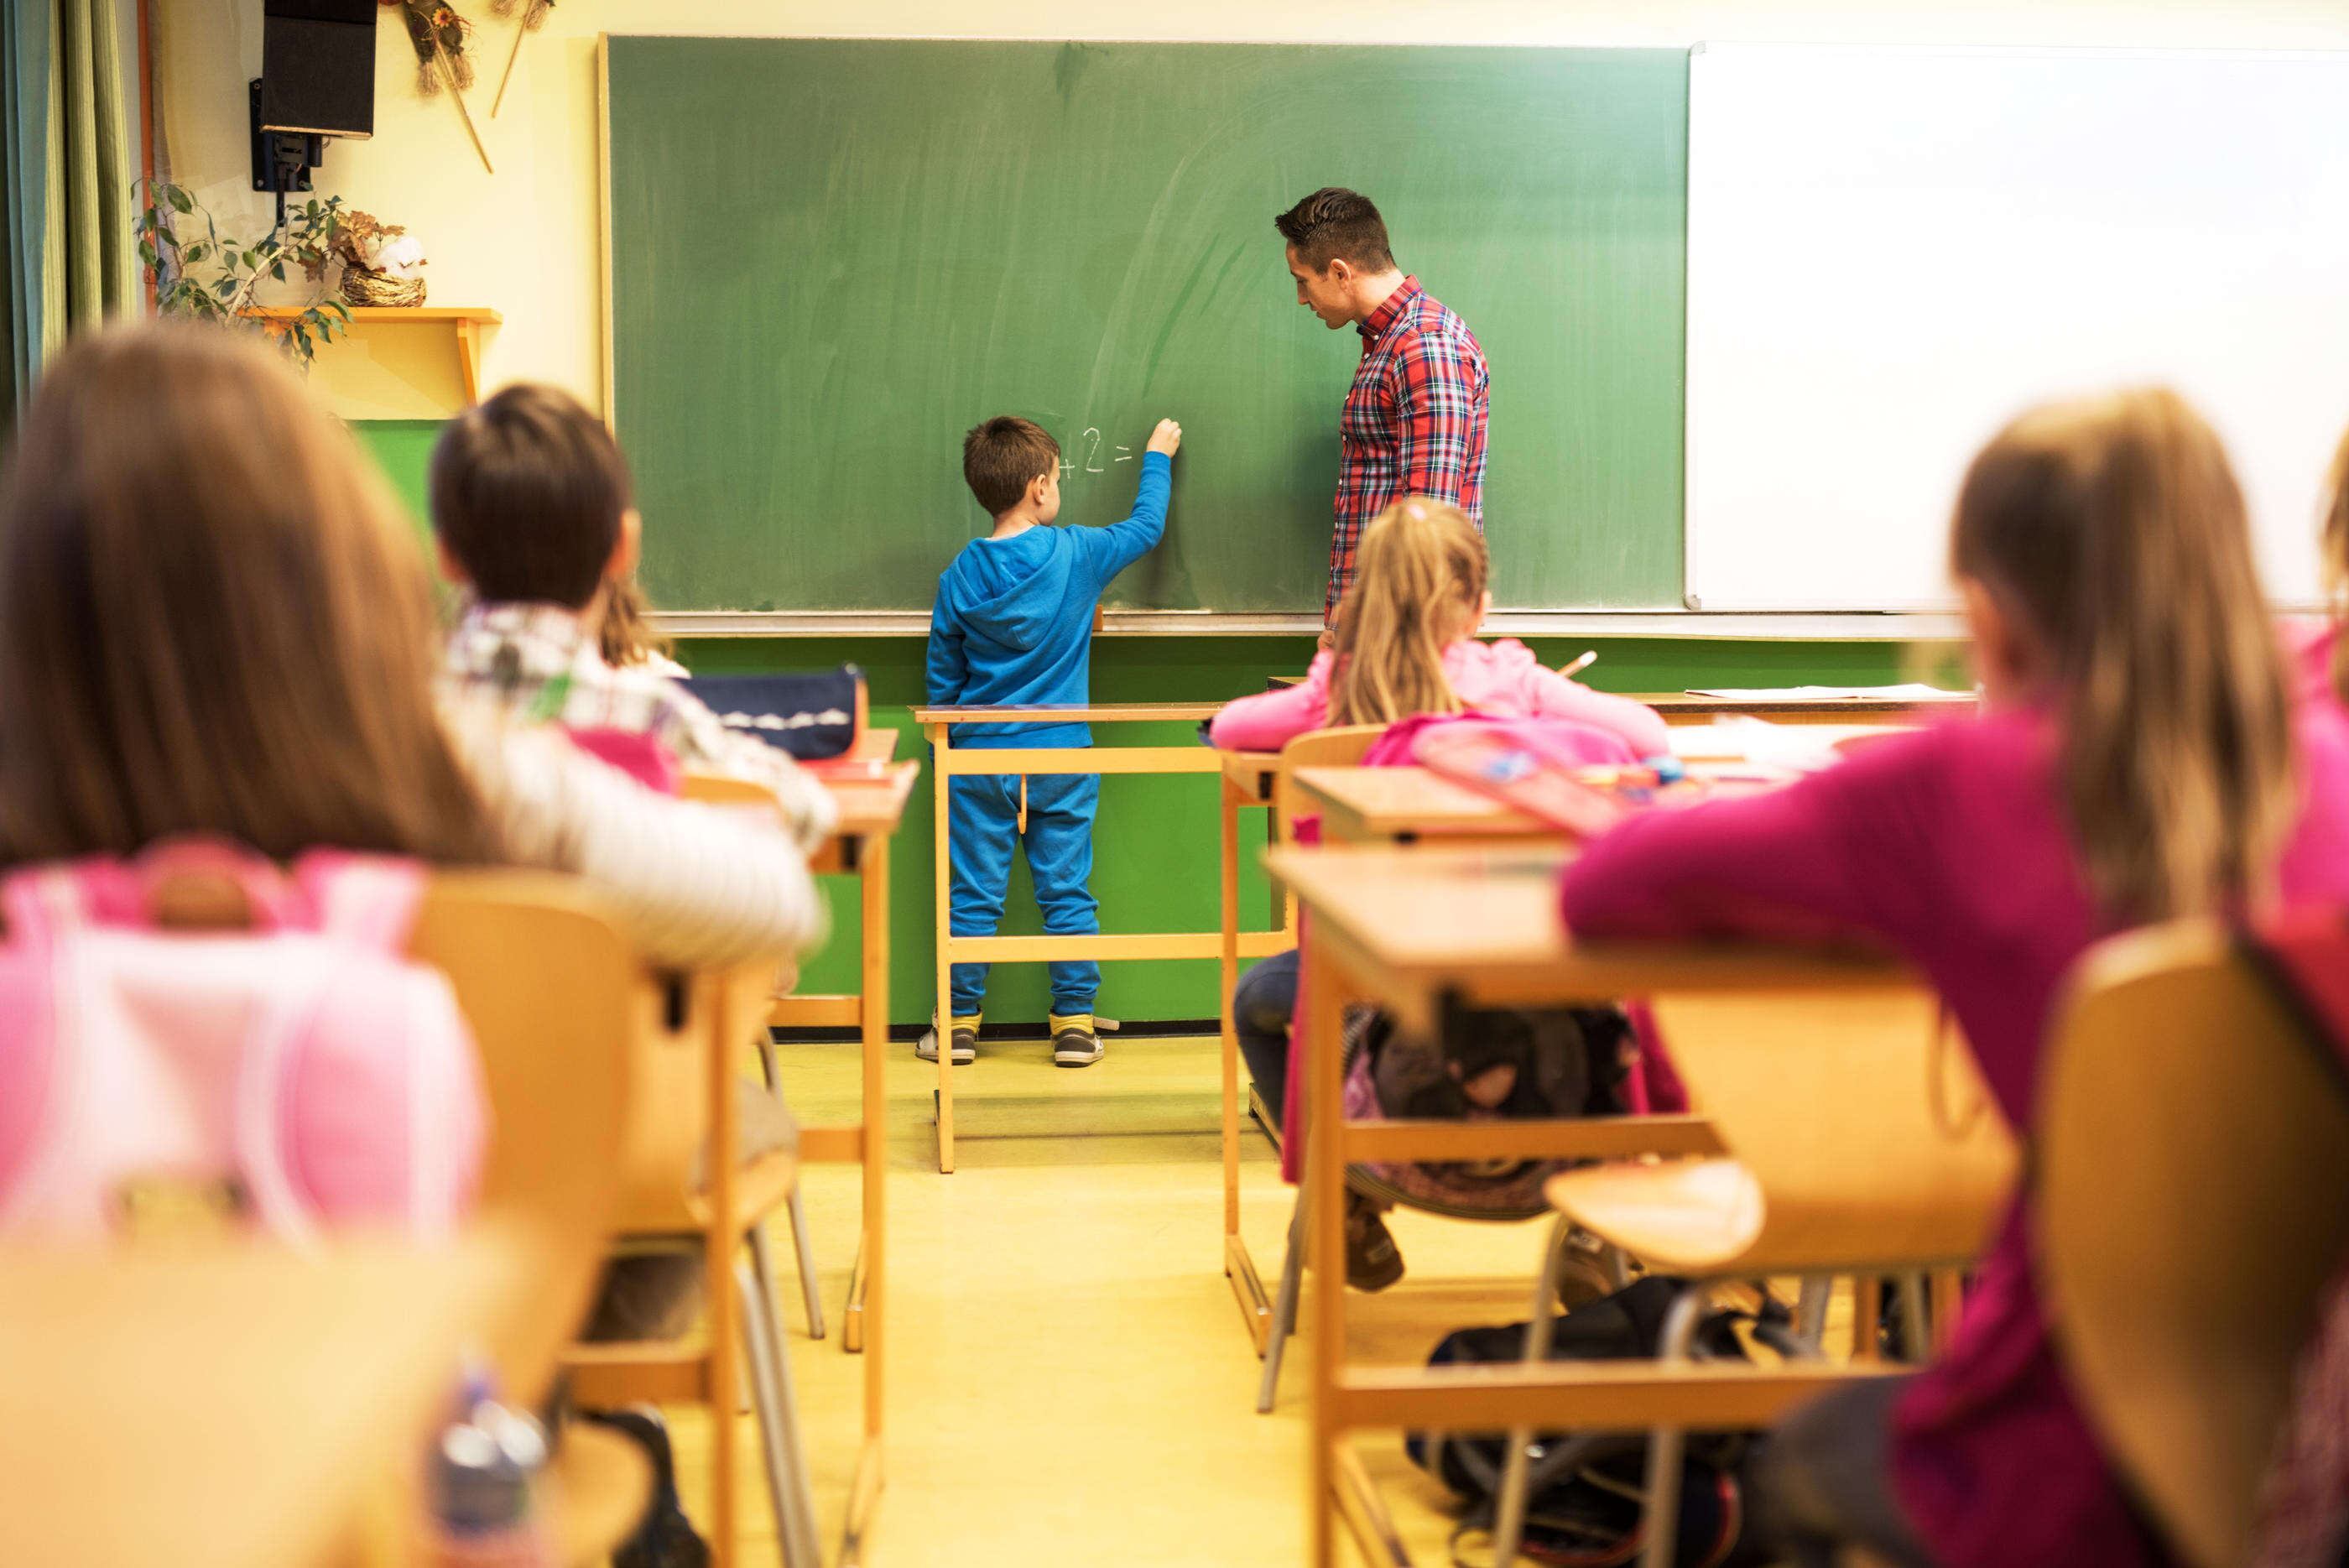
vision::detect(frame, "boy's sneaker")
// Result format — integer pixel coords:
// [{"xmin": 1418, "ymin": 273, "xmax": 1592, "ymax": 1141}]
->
[
  {"xmin": 915, "ymin": 1013, "xmax": 978, "ymax": 1065},
  {"xmin": 1050, "ymin": 1012, "xmax": 1103, "ymax": 1067}
]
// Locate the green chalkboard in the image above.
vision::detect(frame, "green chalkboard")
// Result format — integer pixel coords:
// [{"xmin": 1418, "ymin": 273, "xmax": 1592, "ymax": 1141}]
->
[{"xmin": 606, "ymin": 39, "xmax": 1686, "ymax": 613}]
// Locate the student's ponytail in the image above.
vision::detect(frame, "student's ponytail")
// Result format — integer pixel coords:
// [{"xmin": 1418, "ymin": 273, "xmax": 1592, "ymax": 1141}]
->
[
  {"xmin": 1952, "ymin": 389, "xmax": 2294, "ymax": 923},
  {"xmin": 1329, "ymin": 499, "xmax": 1489, "ymax": 728}
]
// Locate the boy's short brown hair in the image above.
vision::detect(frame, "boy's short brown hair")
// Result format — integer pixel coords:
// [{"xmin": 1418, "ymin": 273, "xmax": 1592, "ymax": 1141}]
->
[
  {"xmin": 962, "ymin": 416, "xmax": 1060, "ymax": 517},
  {"xmin": 1275, "ymin": 187, "xmax": 1396, "ymax": 273},
  {"xmin": 430, "ymin": 383, "xmax": 632, "ymax": 609}
]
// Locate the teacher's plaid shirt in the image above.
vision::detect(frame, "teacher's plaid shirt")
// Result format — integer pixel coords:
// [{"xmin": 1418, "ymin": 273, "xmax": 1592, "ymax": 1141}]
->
[{"xmin": 1330, "ymin": 276, "xmax": 1489, "ymax": 622}]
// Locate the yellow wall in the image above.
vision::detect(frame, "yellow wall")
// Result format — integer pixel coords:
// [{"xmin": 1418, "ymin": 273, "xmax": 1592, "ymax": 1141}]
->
[{"xmin": 154, "ymin": 0, "xmax": 2349, "ymax": 419}]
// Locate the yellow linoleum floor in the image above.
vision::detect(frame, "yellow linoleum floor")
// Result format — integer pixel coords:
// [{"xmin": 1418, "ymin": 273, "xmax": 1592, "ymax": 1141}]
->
[{"xmin": 663, "ymin": 1031, "xmax": 1604, "ymax": 1567}]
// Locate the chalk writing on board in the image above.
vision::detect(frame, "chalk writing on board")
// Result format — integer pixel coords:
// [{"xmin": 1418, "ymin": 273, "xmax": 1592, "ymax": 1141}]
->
[{"xmin": 1051, "ymin": 427, "xmax": 1133, "ymax": 477}]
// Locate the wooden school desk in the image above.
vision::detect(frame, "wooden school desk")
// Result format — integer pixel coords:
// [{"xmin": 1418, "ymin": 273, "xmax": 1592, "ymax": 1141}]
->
[
  {"xmin": 765, "ymin": 726, "xmax": 918, "ymax": 1551},
  {"xmin": 1294, "ymin": 764, "xmax": 1551, "ymax": 847},
  {"xmin": 0, "ymin": 1237, "xmax": 516, "ymax": 1568},
  {"xmin": 1636, "ymin": 691, "xmax": 1975, "ymax": 726},
  {"xmin": 1262, "ymin": 676, "xmax": 1975, "ymax": 727},
  {"xmin": 1265, "ymin": 843, "xmax": 1911, "ymax": 1568},
  {"xmin": 917, "ymin": 703, "xmax": 1290, "ymax": 1174}
]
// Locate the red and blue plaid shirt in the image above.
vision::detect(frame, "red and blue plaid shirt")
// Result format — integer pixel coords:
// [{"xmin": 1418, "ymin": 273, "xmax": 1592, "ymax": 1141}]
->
[{"xmin": 1329, "ymin": 276, "xmax": 1489, "ymax": 622}]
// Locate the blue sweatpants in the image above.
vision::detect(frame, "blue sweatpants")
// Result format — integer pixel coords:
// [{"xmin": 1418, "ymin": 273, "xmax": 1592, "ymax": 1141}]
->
[{"xmin": 945, "ymin": 769, "xmax": 1101, "ymax": 1015}]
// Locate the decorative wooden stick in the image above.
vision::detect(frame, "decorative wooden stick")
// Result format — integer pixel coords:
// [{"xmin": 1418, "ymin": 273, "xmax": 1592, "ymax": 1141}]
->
[
  {"xmin": 490, "ymin": 0, "xmax": 550, "ymax": 119},
  {"xmin": 433, "ymin": 35, "xmax": 494, "ymax": 174},
  {"xmin": 491, "ymin": 19, "xmax": 526, "ymax": 117}
]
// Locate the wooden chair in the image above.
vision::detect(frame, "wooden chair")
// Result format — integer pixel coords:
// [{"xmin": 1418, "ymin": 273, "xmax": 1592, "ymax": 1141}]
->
[
  {"xmin": 1492, "ymin": 984, "xmax": 2018, "ymax": 1568},
  {"xmin": 570, "ymin": 957, "xmax": 820, "ymax": 1568},
  {"xmin": 2039, "ymin": 920, "xmax": 2349, "ymax": 1568},
  {"xmin": 681, "ymin": 771, "xmax": 833, "ymax": 1341},
  {"xmin": 1273, "ymin": 724, "xmax": 1388, "ymax": 840},
  {"xmin": 421, "ymin": 868, "xmax": 820, "ymax": 1568},
  {"xmin": 409, "ymin": 872, "xmax": 656, "ymax": 1565}
]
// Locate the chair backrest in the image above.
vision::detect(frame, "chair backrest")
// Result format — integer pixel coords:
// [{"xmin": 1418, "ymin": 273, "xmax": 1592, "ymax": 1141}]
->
[
  {"xmin": 1273, "ymin": 725, "xmax": 1388, "ymax": 840},
  {"xmin": 1644, "ymin": 984, "xmax": 2018, "ymax": 1273},
  {"xmin": 409, "ymin": 871, "xmax": 643, "ymax": 1405},
  {"xmin": 2039, "ymin": 919, "xmax": 2349, "ymax": 1568}
]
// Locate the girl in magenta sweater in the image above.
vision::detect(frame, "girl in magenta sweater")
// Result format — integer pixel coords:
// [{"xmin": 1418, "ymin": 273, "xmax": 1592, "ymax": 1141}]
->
[
  {"xmin": 1562, "ymin": 389, "xmax": 2349, "ymax": 1568},
  {"xmin": 1207, "ymin": 500, "xmax": 1669, "ymax": 758}
]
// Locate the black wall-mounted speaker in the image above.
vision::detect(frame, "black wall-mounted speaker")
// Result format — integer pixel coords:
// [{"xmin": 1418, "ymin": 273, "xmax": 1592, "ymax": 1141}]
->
[{"xmin": 258, "ymin": 0, "xmax": 376, "ymax": 139}]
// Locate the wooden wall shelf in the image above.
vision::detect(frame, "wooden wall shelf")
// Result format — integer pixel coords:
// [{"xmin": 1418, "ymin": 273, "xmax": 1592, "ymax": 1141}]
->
[{"xmin": 247, "ymin": 305, "xmax": 503, "ymax": 405}]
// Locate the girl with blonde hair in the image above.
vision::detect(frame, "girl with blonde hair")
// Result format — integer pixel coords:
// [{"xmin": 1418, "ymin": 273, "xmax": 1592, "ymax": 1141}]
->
[
  {"xmin": 1211, "ymin": 498, "xmax": 1668, "ymax": 1289},
  {"xmin": 1208, "ymin": 497, "xmax": 1668, "ymax": 753}
]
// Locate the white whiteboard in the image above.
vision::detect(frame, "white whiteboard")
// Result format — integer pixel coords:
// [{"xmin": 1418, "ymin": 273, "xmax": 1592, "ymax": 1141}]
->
[{"xmin": 1685, "ymin": 44, "xmax": 2349, "ymax": 611}]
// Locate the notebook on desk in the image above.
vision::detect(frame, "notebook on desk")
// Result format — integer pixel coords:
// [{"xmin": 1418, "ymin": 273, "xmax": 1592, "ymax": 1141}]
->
[{"xmin": 1414, "ymin": 716, "xmax": 1799, "ymax": 837}]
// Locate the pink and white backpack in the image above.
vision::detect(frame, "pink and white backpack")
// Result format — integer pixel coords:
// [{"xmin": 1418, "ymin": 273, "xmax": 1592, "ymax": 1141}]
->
[{"xmin": 0, "ymin": 840, "xmax": 487, "ymax": 1242}]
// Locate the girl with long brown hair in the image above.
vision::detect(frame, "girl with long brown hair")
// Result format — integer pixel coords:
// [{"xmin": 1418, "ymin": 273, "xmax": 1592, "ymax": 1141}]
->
[
  {"xmin": 1560, "ymin": 388, "xmax": 2349, "ymax": 1568},
  {"xmin": 0, "ymin": 322, "xmax": 822, "ymax": 968}
]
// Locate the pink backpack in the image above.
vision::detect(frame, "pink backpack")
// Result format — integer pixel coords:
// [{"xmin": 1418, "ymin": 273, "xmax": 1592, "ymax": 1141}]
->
[{"xmin": 0, "ymin": 840, "xmax": 487, "ymax": 1242}]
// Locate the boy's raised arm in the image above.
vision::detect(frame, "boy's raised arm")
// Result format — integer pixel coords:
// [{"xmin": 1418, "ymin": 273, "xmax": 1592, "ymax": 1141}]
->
[{"xmin": 1089, "ymin": 419, "xmax": 1181, "ymax": 581}]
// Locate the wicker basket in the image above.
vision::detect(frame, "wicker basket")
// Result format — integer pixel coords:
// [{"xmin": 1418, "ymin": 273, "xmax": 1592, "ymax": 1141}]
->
[{"xmin": 340, "ymin": 268, "xmax": 426, "ymax": 309}]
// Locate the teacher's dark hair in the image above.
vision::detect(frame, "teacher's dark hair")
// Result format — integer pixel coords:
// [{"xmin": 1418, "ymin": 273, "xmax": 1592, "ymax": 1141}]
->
[{"xmin": 1276, "ymin": 188, "xmax": 1395, "ymax": 273}]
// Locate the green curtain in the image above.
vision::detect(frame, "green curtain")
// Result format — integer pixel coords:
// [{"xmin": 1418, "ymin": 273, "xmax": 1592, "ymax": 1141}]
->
[{"xmin": 1, "ymin": 0, "xmax": 128, "ymax": 435}]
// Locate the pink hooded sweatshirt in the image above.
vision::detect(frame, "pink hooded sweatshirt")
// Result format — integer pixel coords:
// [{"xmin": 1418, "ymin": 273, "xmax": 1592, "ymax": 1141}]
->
[{"xmin": 1207, "ymin": 638, "xmax": 1671, "ymax": 758}]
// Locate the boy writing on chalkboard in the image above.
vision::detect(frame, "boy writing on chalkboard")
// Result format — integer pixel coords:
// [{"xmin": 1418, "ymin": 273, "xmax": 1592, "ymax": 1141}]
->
[{"xmin": 923, "ymin": 414, "xmax": 1183, "ymax": 1066}]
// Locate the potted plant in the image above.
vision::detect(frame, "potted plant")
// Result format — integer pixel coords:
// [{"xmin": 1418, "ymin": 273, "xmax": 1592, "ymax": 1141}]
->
[{"xmin": 132, "ymin": 180, "xmax": 352, "ymax": 367}]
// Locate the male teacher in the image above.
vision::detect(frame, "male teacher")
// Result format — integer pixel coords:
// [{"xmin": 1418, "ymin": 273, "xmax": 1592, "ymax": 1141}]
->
[{"xmin": 1277, "ymin": 187, "xmax": 1490, "ymax": 639}]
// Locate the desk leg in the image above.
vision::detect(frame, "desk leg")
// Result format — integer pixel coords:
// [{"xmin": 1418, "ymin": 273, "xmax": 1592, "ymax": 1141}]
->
[
  {"xmin": 930, "ymin": 727, "xmax": 956, "ymax": 1174},
  {"xmin": 841, "ymin": 1433, "xmax": 884, "ymax": 1568},
  {"xmin": 1221, "ymin": 778, "xmax": 1272, "ymax": 1352},
  {"xmin": 857, "ymin": 836, "xmax": 887, "ymax": 1426},
  {"xmin": 1305, "ymin": 944, "xmax": 1349, "ymax": 1568},
  {"xmin": 843, "ymin": 1233, "xmax": 867, "ymax": 1355}
]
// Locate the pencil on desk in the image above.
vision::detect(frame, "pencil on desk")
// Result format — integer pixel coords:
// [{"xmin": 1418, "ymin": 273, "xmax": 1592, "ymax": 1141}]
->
[{"xmin": 1562, "ymin": 650, "xmax": 1598, "ymax": 678}]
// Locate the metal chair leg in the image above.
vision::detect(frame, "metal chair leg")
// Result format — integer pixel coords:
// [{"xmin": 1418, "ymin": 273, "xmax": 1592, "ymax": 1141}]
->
[
  {"xmin": 737, "ymin": 1258, "xmax": 823, "ymax": 1568},
  {"xmin": 1901, "ymin": 1273, "xmax": 1934, "ymax": 1363},
  {"xmin": 749, "ymin": 1036, "xmax": 828, "ymax": 1343},
  {"xmin": 1257, "ymin": 1182, "xmax": 1310, "ymax": 1414},
  {"xmin": 784, "ymin": 1190, "xmax": 826, "ymax": 1341},
  {"xmin": 1638, "ymin": 1285, "xmax": 1709, "ymax": 1568},
  {"xmin": 1490, "ymin": 1213, "xmax": 1576, "ymax": 1567},
  {"xmin": 1794, "ymin": 1275, "xmax": 1832, "ymax": 1354}
]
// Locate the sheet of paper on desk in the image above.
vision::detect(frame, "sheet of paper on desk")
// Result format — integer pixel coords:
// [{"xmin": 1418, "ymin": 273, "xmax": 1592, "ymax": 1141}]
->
[
  {"xmin": 1668, "ymin": 716, "xmax": 1900, "ymax": 771},
  {"xmin": 1681, "ymin": 682, "xmax": 1966, "ymax": 701}
]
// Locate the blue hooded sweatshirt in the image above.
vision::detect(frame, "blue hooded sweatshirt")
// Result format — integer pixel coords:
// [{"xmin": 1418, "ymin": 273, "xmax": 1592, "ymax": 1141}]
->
[{"xmin": 927, "ymin": 451, "xmax": 1170, "ymax": 749}]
